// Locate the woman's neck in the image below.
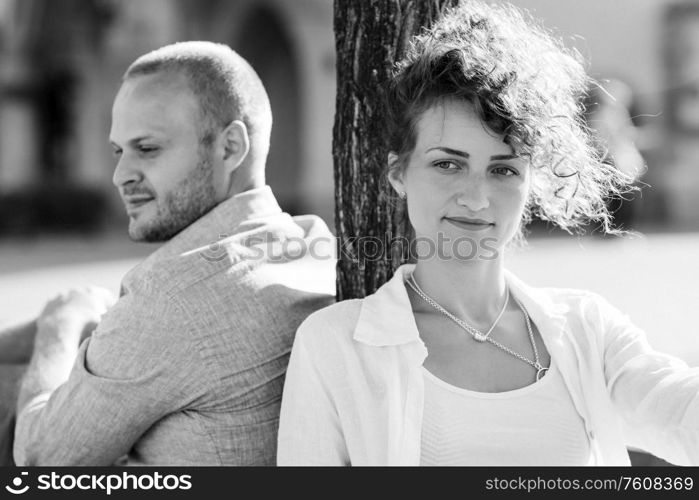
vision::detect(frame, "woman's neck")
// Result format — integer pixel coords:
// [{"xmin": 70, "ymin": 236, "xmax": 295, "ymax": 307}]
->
[{"xmin": 410, "ymin": 255, "xmax": 508, "ymax": 330}]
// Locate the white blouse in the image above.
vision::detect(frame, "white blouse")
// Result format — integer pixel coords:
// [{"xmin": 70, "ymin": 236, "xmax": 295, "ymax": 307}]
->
[
  {"xmin": 278, "ymin": 264, "xmax": 699, "ymax": 466},
  {"xmin": 420, "ymin": 361, "xmax": 592, "ymax": 466}
]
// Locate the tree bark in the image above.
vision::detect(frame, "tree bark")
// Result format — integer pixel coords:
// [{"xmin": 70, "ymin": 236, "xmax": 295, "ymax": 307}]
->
[{"xmin": 333, "ymin": 0, "xmax": 457, "ymax": 300}]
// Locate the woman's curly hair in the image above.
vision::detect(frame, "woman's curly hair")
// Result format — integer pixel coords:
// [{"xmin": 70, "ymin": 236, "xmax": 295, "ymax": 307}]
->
[{"xmin": 384, "ymin": 0, "xmax": 634, "ymax": 234}]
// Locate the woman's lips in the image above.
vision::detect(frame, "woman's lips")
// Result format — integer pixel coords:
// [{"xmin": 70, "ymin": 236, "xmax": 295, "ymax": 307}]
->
[{"xmin": 444, "ymin": 217, "xmax": 494, "ymax": 231}]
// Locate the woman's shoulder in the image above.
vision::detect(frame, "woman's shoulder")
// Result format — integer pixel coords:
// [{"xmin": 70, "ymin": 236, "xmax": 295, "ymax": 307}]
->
[
  {"xmin": 294, "ymin": 298, "xmax": 365, "ymax": 348},
  {"xmin": 539, "ymin": 286, "xmax": 618, "ymax": 309},
  {"xmin": 507, "ymin": 269, "xmax": 604, "ymax": 305},
  {"xmin": 528, "ymin": 284, "xmax": 631, "ymax": 331},
  {"xmin": 510, "ymin": 273, "xmax": 624, "ymax": 319},
  {"xmin": 536, "ymin": 285, "xmax": 603, "ymax": 303}
]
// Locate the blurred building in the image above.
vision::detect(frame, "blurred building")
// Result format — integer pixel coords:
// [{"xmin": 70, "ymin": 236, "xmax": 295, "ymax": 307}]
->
[
  {"xmin": 0, "ymin": 0, "xmax": 336, "ymax": 234},
  {"xmin": 506, "ymin": 0, "xmax": 699, "ymax": 231},
  {"xmin": 0, "ymin": 0, "xmax": 698, "ymax": 235}
]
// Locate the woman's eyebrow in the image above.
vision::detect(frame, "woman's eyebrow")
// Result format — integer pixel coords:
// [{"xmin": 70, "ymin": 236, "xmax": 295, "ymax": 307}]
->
[
  {"xmin": 490, "ymin": 154, "xmax": 519, "ymax": 160},
  {"xmin": 426, "ymin": 146, "xmax": 470, "ymax": 158}
]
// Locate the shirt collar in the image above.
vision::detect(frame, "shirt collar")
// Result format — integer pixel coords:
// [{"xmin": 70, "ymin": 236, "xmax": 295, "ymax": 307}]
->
[
  {"xmin": 170, "ymin": 185, "xmax": 282, "ymax": 251},
  {"xmin": 353, "ymin": 263, "xmax": 569, "ymax": 347},
  {"xmin": 504, "ymin": 270, "xmax": 569, "ymax": 342},
  {"xmin": 354, "ymin": 264, "xmax": 421, "ymax": 346},
  {"xmin": 126, "ymin": 185, "xmax": 282, "ymax": 278}
]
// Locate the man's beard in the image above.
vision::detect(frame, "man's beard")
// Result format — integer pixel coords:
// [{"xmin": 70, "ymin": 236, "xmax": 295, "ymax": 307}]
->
[{"xmin": 128, "ymin": 152, "xmax": 219, "ymax": 243}]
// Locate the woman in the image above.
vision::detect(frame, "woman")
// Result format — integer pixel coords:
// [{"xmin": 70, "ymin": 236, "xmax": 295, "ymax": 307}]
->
[{"xmin": 277, "ymin": 1, "xmax": 699, "ymax": 466}]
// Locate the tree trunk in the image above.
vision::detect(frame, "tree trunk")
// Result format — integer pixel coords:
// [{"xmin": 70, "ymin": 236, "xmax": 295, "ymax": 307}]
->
[{"xmin": 333, "ymin": 0, "xmax": 457, "ymax": 300}]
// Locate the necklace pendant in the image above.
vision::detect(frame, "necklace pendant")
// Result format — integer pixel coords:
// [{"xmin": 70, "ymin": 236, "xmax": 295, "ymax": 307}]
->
[
  {"xmin": 473, "ymin": 332, "xmax": 488, "ymax": 342},
  {"xmin": 536, "ymin": 366, "xmax": 548, "ymax": 381}
]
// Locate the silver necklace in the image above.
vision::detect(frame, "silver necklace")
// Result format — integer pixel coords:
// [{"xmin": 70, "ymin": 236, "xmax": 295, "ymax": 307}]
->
[
  {"xmin": 407, "ymin": 275, "xmax": 508, "ymax": 343},
  {"xmin": 406, "ymin": 273, "xmax": 549, "ymax": 381}
]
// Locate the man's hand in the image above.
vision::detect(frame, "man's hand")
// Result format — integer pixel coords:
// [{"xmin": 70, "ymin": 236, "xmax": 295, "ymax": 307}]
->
[{"xmin": 35, "ymin": 287, "xmax": 116, "ymax": 350}]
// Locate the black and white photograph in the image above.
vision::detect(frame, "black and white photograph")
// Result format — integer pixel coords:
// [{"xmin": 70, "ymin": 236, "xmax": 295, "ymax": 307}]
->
[{"xmin": 0, "ymin": 0, "xmax": 698, "ymax": 488}]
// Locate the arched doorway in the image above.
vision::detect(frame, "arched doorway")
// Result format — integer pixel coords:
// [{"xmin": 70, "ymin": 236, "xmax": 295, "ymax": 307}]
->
[{"xmin": 235, "ymin": 5, "xmax": 302, "ymax": 215}]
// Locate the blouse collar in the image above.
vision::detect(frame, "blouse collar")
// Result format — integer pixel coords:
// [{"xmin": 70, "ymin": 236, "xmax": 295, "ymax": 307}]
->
[{"xmin": 353, "ymin": 263, "xmax": 569, "ymax": 347}]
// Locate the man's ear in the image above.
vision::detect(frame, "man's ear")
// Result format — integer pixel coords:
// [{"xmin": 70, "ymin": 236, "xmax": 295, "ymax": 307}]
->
[
  {"xmin": 386, "ymin": 152, "xmax": 405, "ymax": 195},
  {"xmin": 221, "ymin": 120, "xmax": 250, "ymax": 174}
]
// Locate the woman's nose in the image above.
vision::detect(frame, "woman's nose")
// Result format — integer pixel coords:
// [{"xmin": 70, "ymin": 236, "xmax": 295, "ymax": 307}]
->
[{"xmin": 455, "ymin": 176, "xmax": 490, "ymax": 212}]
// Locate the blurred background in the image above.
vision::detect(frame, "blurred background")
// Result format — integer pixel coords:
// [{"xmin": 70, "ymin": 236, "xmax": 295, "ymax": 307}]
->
[
  {"xmin": 1, "ymin": 0, "xmax": 698, "ymax": 361},
  {"xmin": 0, "ymin": 0, "xmax": 698, "ymax": 466}
]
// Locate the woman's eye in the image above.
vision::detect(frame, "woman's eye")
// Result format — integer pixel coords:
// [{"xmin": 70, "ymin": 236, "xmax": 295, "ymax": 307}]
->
[
  {"xmin": 138, "ymin": 146, "xmax": 159, "ymax": 154},
  {"xmin": 492, "ymin": 165, "xmax": 517, "ymax": 176},
  {"xmin": 434, "ymin": 160, "xmax": 460, "ymax": 171}
]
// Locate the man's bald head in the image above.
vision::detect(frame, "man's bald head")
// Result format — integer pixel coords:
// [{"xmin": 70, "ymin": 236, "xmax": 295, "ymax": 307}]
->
[{"xmin": 124, "ymin": 41, "xmax": 272, "ymax": 175}]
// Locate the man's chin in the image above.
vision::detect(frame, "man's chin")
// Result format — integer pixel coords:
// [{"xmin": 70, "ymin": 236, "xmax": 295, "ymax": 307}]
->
[
  {"xmin": 129, "ymin": 219, "xmax": 187, "ymax": 243},
  {"xmin": 126, "ymin": 199, "xmax": 215, "ymax": 242},
  {"xmin": 128, "ymin": 222, "xmax": 173, "ymax": 243}
]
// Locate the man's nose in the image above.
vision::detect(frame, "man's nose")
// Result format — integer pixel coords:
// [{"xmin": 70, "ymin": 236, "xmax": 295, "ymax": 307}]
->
[
  {"xmin": 112, "ymin": 154, "xmax": 141, "ymax": 188},
  {"xmin": 455, "ymin": 176, "xmax": 490, "ymax": 212}
]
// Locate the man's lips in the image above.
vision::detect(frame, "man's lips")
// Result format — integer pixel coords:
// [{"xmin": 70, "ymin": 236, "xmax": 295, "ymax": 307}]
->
[
  {"xmin": 444, "ymin": 216, "xmax": 494, "ymax": 231},
  {"xmin": 122, "ymin": 195, "xmax": 154, "ymax": 210}
]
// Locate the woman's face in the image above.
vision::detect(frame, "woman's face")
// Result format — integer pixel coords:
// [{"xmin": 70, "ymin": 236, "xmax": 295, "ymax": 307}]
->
[{"xmin": 388, "ymin": 99, "xmax": 530, "ymax": 259}]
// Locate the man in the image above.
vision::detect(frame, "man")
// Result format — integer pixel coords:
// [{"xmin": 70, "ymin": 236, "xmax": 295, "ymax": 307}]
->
[{"xmin": 10, "ymin": 41, "xmax": 336, "ymax": 465}]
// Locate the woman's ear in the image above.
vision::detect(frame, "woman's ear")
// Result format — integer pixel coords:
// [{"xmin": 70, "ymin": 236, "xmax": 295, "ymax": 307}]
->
[{"xmin": 387, "ymin": 152, "xmax": 406, "ymax": 196}]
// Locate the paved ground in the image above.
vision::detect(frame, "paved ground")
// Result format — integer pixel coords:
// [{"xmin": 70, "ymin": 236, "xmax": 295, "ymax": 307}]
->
[{"xmin": 1, "ymin": 231, "xmax": 698, "ymax": 365}]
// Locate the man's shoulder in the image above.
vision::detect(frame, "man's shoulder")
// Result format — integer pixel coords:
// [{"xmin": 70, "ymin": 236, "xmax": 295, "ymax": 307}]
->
[
  {"xmin": 113, "ymin": 211, "xmax": 335, "ymax": 341},
  {"xmin": 203, "ymin": 212, "xmax": 332, "ymax": 275},
  {"xmin": 129, "ymin": 212, "xmax": 334, "ymax": 291}
]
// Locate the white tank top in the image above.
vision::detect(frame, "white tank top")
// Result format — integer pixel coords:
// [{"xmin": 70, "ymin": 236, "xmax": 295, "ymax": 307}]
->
[{"xmin": 420, "ymin": 360, "xmax": 593, "ymax": 466}]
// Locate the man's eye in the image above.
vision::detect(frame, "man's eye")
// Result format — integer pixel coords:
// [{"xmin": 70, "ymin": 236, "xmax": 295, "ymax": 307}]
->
[
  {"xmin": 138, "ymin": 146, "xmax": 159, "ymax": 154},
  {"xmin": 112, "ymin": 149, "xmax": 123, "ymax": 158}
]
